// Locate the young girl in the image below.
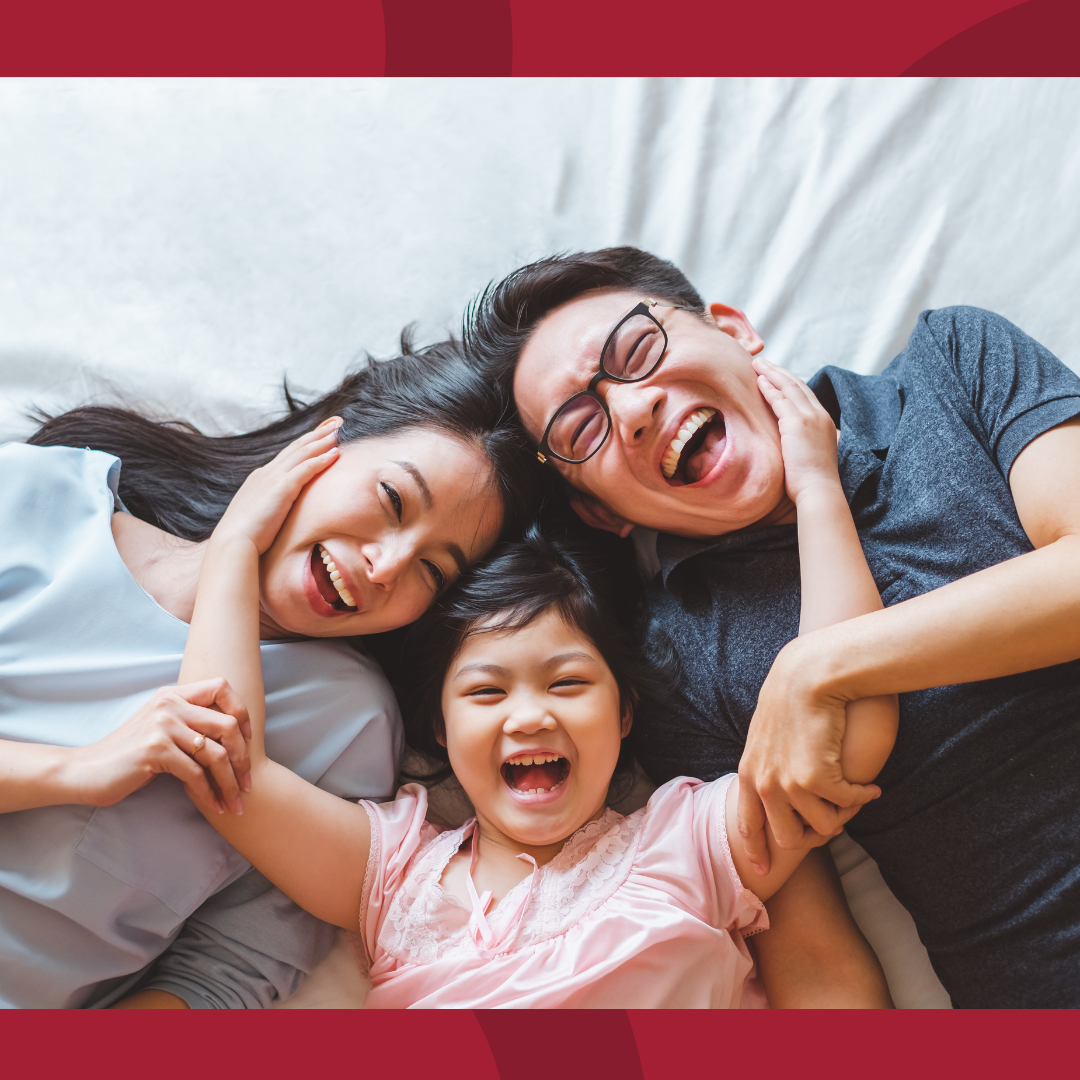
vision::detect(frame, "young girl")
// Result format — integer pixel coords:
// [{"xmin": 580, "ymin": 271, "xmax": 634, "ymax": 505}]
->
[{"xmin": 174, "ymin": 361, "xmax": 897, "ymax": 1008}]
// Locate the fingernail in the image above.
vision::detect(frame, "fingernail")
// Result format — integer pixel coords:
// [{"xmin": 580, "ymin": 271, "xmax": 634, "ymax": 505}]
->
[
  {"xmin": 216, "ymin": 803, "xmax": 225, "ymax": 815},
  {"xmin": 234, "ymin": 801, "xmax": 244, "ymax": 815},
  {"xmin": 244, "ymin": 776, "xmax": 252, "ymax": 791}
]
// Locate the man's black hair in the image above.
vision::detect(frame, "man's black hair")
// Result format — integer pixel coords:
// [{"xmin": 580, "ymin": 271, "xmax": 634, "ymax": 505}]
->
[{"xmin": 464, "ymin": 246, "xmax": 705, "ymax": 433}]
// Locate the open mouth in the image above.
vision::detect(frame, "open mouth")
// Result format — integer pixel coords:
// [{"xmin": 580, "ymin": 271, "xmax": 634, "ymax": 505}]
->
[
  {"xmin": 311, "ymin": 544, "xmax": 357, "ymax": 611},
  {"xmin": 660, "ymin": 407, "xmax": 726, "ymax": 485},
  {"xmin": 501, "ymin": 754, "xmax": 570, "ymax": 795}
]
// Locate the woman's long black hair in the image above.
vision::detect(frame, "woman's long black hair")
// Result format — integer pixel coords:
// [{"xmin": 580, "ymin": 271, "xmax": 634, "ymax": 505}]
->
[
  {"xmin": 28, "ymin": 335, "xmax": 535, "ymax": 543},
  {"xmin": 393, "ymin": 521, "xmax": 678, "ymax": 794}
]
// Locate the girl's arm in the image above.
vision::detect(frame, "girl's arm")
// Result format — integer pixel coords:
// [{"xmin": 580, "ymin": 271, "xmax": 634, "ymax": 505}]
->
[
  {"xmin": 177, "ymin": 420, "xmax": 372, "ymax": 931},
  {"xmin": 753, "ymin": 357, "xmax": 899, "ymax": 788}
]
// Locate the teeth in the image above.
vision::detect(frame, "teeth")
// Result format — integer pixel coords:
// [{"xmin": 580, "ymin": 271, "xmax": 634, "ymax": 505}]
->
[
  {"xmin": 508, "ymin": 754, "xmax": 561, "ymax": 767},
  {"xmin": 316, "ymin": 544, "xmax": 357, "ymax": 608},
  {"xmin": 661, "ymin": 408, "xmax": 716, "ymax": 480}
]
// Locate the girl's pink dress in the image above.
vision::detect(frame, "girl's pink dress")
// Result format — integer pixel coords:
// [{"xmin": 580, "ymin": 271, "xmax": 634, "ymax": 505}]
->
[{"xmin": 357, "ymin": 774, "xmax": 769, "ymax": 1008}]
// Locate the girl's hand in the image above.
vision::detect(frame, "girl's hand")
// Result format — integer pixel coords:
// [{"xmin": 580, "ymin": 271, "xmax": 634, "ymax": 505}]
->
[
  {"xmin": 68, "ymin": 679, "xmax": 253, "ymax": 815},
  {"xmin": 753, "ymin": 357, "xmax": 841, "ymax": 506},
  {"xmin": 213, "ymin": 418, "xmax": 342, "ymax": 555}
]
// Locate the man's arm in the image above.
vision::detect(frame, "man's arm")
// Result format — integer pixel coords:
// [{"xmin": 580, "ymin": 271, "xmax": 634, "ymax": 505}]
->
[
  {"xmin": 751, "ymin": 849, "xmax": 893, "ymax": 1008},
  {"xmin": 738, "ymin": 416, "xmax": 1080, "ymax": 866}
]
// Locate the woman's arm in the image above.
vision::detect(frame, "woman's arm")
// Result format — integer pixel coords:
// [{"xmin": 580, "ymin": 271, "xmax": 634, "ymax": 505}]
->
[
  {"xmin": 176, "ymin": 420, "xmax": 372, "ymax": 931},
  {"xmin": 0, "ymin": 681, "xmax": 251, "ymax": 816}
]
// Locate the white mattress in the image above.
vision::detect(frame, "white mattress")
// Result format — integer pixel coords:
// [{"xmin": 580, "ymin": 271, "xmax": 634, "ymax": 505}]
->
[{"xmin": 4, "ymin": 78, "xmax": 1077, "ymax": 1008}]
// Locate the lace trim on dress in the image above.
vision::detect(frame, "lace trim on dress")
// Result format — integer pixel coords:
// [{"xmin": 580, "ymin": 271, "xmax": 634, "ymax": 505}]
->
[
  {"xmin": 513, "ymin": 807, "xmax": 642, "ymax": 949},
  {"xmin": 710, "ymin": 776, "xmax": 768, "ymax": 938},
  {"xmin": 379, "ymin": 822, "xmax": 475, "ymax": 966},
  {"xmin": 358, "ymin": 800, "xmax": 381, "ymax": 963},
  {"xmin": 377, "ymin": 807, "xmax": 646, "ymax": 965}
]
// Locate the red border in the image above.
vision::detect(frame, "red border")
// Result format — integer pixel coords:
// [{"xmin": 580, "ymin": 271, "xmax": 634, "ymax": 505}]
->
[
  {"xmin": 3, "ymin": 1009, "xmax": 1076, "ymax": 1079},
  {"xmin": 2, "ymin": 0, "xmax": 1078, "ymax": 75}
]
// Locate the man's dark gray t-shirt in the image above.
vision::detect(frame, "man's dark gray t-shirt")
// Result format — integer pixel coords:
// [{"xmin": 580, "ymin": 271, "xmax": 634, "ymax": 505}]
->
[{"xmin": 633, "ymin": 307, "xmax": 1080, "ymax": 1008}]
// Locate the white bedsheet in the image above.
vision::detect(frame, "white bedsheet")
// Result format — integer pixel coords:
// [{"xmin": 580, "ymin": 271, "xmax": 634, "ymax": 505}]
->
[{"xmin": 4, "ymin": 78, "xmax": 1078, "ymax": 1009}]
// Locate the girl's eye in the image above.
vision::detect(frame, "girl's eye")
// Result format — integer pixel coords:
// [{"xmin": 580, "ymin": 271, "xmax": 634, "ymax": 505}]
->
[
  {"xmin": 381, "ymin": 482, "xmax": 402, "ymax": 520},
  {"xmin": 468, "ymin": 686, "xmax": 505, "ymax": 698},
  {"xmin": 422, "ymin": 559, "xmax": 446, "ymax": 591},
  {"xmin": 551, "ymin": 677, "xmax": 587, "ymax": 689}
]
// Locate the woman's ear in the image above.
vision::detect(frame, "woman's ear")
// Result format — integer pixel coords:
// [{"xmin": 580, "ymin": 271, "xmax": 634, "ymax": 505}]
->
[
  {"xmin": 620, "ymin": 700, "xmax": 634, "ymax": 739},
  {"xmin": 708, "ymin": 302, "xmax": 764, "ymax": 356},
  {"xmin": 435, "ymin": 719, "xmax": 447, "ymax": 748}
]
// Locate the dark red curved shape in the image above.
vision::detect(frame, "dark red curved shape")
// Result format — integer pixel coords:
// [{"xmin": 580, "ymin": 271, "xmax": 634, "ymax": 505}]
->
[
  {"xmin": 473, "ymin": 1009, "xmax": 644, "ymax": 1080},
  {"xmin": 903, "ymin": 0, "xmax": 1080, "ymax": 74},
  {"xmin": 381, "ymin": 0, "xmax": 512, "ymax": 75}
]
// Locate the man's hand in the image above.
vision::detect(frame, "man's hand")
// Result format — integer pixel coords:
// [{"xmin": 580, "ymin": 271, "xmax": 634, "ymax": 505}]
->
[{"xmin": 737, "ymin": 638, "xmax": 881, "ymax": 875}]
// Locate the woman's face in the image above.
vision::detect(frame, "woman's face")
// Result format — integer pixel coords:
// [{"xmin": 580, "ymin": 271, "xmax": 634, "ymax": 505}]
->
[
  {"xmin": 258, "ymin": 429, "xmax": 504, "ymax": 637},
  {"xmin": 440, "ymin": 609, "xmax": 629, "ymax": 850}
]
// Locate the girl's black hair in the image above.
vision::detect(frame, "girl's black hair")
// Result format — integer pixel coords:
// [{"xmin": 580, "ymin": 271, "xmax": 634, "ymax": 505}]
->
[
  {"xmin": 393, "ymin": 520, "xmax": 677, "ymax": 795},
  {"xmin": 28, "ymin": 334, "xmax": 535, "ymax": 544}
]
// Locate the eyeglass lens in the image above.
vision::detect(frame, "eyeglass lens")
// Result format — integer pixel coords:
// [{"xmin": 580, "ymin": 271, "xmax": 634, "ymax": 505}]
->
[{"xmin": 547, "ymin": 313, "xmax": 665, "ymax": 461}]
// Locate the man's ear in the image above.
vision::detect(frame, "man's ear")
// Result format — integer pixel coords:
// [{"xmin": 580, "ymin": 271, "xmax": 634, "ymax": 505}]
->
[
  {"xmin": 709, "ymin": 302, "xmax": 764, "ymax": 356},
  {"xmin": 570, "ymin": 495, "xmax": 634, "ymax": 538}
]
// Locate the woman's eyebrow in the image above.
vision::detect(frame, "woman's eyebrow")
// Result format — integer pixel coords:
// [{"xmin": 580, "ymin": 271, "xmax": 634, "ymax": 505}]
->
[
  {"xmin": 393, "ymin": 460, "xmax": 433, "ymax": 508},
  {"xmin": 445, "ymin": 542, "xmax": 468, "ymax": 576}
]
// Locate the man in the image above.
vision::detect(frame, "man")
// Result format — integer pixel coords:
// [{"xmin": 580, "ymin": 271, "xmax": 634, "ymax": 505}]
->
[{"xmin": 465, "ymin": 247, "xmax": 1080, "ymax": 1008}]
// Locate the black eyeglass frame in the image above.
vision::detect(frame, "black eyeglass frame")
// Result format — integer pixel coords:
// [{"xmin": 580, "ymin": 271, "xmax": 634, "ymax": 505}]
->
[{"xmin": 536, "ymin": 299, "xmax": 685, "ymax": 466}]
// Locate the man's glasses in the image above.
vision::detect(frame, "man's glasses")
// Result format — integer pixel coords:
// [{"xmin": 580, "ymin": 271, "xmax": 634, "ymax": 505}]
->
[{"xmin": 537, "ymin": 299, "xmax": 686, "ymax": 466}]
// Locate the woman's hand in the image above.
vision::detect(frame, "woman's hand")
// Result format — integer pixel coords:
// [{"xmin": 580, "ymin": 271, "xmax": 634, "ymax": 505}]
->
[
  {"xmin": 68, "ymin": 679, "xmax": 252, "ymax": 815},
  {"xmin": 753, "ymin": 357, "xmax": 841, "ymax": 506},
  {"xmin": 212, "ymin": 418, "xmax": 342, "ymax": 555}
]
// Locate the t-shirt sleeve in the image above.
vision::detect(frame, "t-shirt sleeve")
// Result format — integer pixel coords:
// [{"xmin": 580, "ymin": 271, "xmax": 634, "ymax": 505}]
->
[
  {"xmin": 921, "ymin": 307, "xmax": 1080, "ymax": 476},
  {"xmin": 357, "ymin": 784, "xmax": 440, "ymax": 965}
]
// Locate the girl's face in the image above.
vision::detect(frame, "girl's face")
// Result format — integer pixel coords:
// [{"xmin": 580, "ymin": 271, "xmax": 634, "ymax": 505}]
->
[
  {"xmin": 440, "ymin": 608, "xmax": 630, "ymax": 849},
  {"xmin": 259, "ymin": 429, "xmax": 504, "ymax": 638}
]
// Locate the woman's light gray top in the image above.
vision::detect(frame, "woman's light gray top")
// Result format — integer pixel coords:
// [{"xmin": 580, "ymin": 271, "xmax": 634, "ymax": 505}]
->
[{"xmin": 0, "ymin": 444, "xmax": 402, "ymax": 1008}]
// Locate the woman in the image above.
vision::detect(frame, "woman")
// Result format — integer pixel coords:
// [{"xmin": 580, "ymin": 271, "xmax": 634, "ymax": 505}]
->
[{"xmin": 0, "ymin": 338, "xmax": 533, "ymax": 1009}]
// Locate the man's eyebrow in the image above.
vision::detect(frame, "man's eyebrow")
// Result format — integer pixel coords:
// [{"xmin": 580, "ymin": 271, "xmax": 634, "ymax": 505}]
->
[
  {"xmin": 393, "ymin": 460, "xmax": 433, "ymax": 508},
  {"xmin": 453, "ymin": 661, "xmax": 510, "ymax": 679}
]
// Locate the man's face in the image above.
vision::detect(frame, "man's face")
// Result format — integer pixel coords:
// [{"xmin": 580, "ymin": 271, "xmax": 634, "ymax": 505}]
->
[{"xmin": 513, "ymin": 287, "xmax": 790, "ymax": 538}]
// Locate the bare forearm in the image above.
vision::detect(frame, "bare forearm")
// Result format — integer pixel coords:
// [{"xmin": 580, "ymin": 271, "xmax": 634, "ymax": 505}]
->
[
  {"xmin": 753, "ymin": 849, "xmax": 892, "ymax": 1009},
  {"xmin": 796, "ymin": 483, "xmax": 884, "ymax": 633},
  {"xmin": 0, "ymin": 739, "xmax": 83, "ymax": 812},
  {"xmin": 802, "ymin": 534, "xmax": 1080, "ymax": 701},
  {"xmin": 178, "ymin": 536, "xmax": 267, "ymax": 750},
  {"xmin": 192, "ymin": 756, "xmax": 369, "ymax": 930},
  {"xmin": 795, "ymin": 484, "xmax": 897, "ymax": 782}
]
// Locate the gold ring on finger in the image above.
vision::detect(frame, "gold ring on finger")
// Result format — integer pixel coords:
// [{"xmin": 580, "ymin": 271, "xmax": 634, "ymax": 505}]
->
[{"xmin": 192, "ymin": 734, "xmax": 206, "ymax": 754}]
